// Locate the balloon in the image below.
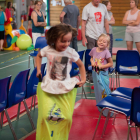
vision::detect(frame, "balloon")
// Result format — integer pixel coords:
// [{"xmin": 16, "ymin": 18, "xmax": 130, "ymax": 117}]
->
[{"xmin": 16, "ymin": 34, "xmax": 32, "ymax": 50}]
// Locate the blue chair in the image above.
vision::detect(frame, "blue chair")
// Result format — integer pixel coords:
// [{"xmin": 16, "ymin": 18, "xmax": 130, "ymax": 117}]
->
[
  {"xmin": 70, "ymin": 50, "xmax": 86, "ymax": 99},
  {"xmin": 115, "ymin": 50, "xmax": 140, "ymax": 88},
  {"xmin": 7, "ymin": 69, "xmax": 35, "ymax": 130},
  {"xmin": 26, "ymin": 63, "xmax": 46, "ymax": 110},
  {"xmin": 127, "ymin": 87, "xmax": 140, "ymax": 140},
  {"xmin": 28, "ymin": 36, "xmax": 47, "ymax": 68},
  {"xmin": 0, "ymin": 76, "xmax": 18, "ymax": 140},
  {"xmin": 110, "ymin": 87, "xmax": 133, "ymax": 100},
  {"xmin": 92, "ymin": 96, "xmax": 132, "ymax": 140}
]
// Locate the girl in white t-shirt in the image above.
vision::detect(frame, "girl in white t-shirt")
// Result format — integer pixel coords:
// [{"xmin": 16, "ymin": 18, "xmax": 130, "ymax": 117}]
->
[{"xmin": 36, "ymin": 24, "xmax": 86, "ymax": 140}]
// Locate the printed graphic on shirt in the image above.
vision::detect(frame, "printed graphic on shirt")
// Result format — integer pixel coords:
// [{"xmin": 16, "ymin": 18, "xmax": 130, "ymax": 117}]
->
[
  {"xmin": 94, "ymin": 12, "xmax": 102, "ymax": 24},
  {"xmin": 94, "ymin": 57, "xmax": 105, "ymax": 66},
  {"xmin": 47, "ymin": 103, "xmax": 64, "ymax": 125},
  {"xmin": 50, "ymin": 56, "xmax": 68, "ymax": 81}
]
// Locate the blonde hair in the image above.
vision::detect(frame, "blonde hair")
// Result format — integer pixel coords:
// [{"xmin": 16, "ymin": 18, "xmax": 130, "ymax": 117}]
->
[{"xmin": 98, "ymin": 34, "xmax": 110, "ymax": 49}]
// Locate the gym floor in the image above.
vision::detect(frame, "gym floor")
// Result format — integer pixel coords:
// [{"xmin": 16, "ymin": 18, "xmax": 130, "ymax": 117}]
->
[{"xmin": 0, "ymin": 26, "xmax": 139, "ymax": 140}]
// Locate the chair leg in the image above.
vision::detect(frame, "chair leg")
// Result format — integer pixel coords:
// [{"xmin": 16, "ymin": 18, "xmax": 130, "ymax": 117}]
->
[
  {"xmin": 23, "ymin": 100, "xmax": 35, "ymax": 130},
  {"xmin": 30, "ymin": 96, "xmax": 34, "ymax": 111},
  {"xmin": 17, "ymin": 102, "xmax": 21, "ymax": 120},
  {"xmin": 118, "ymin": 74, "xmax": 120, "ymax": 87},
  {"xmin": 0, "ymin": 111, "xmax": 4, "ymax": 129},
  {"xmin": 126, "ymin": 117, "xmax": 133, "ymax": 140},
  {"xmin": 127, "ymin": 125, "xmax": 130, "ymax": 140},
  {"xmin": 110, "ymin": 74, "xmax": 112, "ymax": 90},
  {"xmin": 113, "ymin": 73, "xmax": 115, "ymax": 91},
  {"xmin": 28, "ymin": 55, "xmax": 30, "ymax": 68},
  {"xmin": 136, "ymin": 127, "xmax": 138, "ymax": 140},
  {"xmin": 116, "ymin": 73, "xmax": 118, "ymax": 88},
  {"xmin": 101, "ymin": 111, "xmax": 111, "ymax": 137},
  {"xmin": 34, "ymin": 95, "xmax": 36, "ymax": 110},
  {"xmin": 92, "ymin": 109, "xmax": 104, "ymax": 140},
  {"xmin": 4, "ymin": 109, "xmax": 18, "ymax": 140},
  {"xmin": 112, "ymin": 113, "xmax": 117, "ymax": 125}
]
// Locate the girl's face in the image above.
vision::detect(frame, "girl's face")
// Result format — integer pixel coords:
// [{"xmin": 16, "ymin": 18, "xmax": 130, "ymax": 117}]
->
[
  {"xmin": 55, "ymin": 32, "xmax": 72, "ymax": 52},
  {"xmin": 10, "ymin": 2, "xmax": 12, "ymax": 8},
  {"xmin": 130, "ymin": 0, "xmax": 136, "ymax": 8},
  {"xmin": 107, "ymin": 2, "xmax": 112, "ymax": 11},
  {"xmin": 97, "ymin": 37, "xmax": 108, "ymax": 50},
  {"xmin": 35, "ymin": 2, "xmax": 42, "ymax": 10}
]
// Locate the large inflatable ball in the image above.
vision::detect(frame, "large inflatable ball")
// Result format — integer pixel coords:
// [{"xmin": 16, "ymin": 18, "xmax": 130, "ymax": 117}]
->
[{"xmin": 16, "ymin": 34, "xmax": 32, "ymax": 50}]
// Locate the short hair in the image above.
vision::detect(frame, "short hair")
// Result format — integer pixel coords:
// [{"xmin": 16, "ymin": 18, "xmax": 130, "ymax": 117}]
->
[
  {"xmin": 102, "ymin": 0, "xmax": 110, "ymax": 7},
  {"xmin": 98, "ymin": 34, "xmax": 110, "ymax": 49},
  {"xmin": 133, "ymin": 0, "xmax": 139, "ymax": 7},
  {"xmin": 34, "ymin": 0, "xmax": 42, "ymax": 5},
  {"xmin": 7, "ymin": 2, "xmax": 11, "ymax": 8},
  {"xmin": 46, "ymin": 24, "xmax": 77, "ymax": 48},
  {"xmin": 64, "ymin": 0, "xmax": 72, "ymax": 3}
]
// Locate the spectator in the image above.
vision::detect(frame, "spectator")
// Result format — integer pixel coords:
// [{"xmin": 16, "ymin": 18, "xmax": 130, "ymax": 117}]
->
[
  {"xmin": 60, "ymin": 0, "xmax": 81, "ymax": 52},
  {"xmin": 82, "ymin": 0, "xmax": 109, "ymax": 83},
  {"xmin": 102, "ymin": 0, "xmax": 115, "ymax": 56},
  {"xmin": 0, "ymin": 5, "xmax": 7, "ymax": 51},
  {"xmin": 11, "ymin": 6, "xmax": 17, "ymax": 29},
  {"xmin": 40, "ymin": 0, "xmax": 47, "ymax": 20},
  {"xmin": 122, "ymin": 0, "xmax": 140, "ymax": 54},
  {"xmin": 27, "ymin": 0, "xmax": 34, "ymax": 33},
  {"xmin": 31, "ymin": 0, "xmax": 47, "ymax": 66},
  {"xmin": 82, "ymin": 0, "xmax": 109, "ymax": 49},
  {"xmin": 5, "ymin": 2, "xmax": 12, "ymax": 20}
]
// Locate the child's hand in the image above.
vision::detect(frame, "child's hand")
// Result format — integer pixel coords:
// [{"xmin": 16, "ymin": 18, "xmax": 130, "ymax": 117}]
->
[
  {"xmin": 91, "ymin": 62, "xmax": 96, "ymax": 67},
  {"xmin": 98, "ymin": 64, "xmax": 103, "ymax": 70},
  {"xmin": 36, "ymin": 70, "xmax": 42, "ymax": 78},
  {"xmin": 76, "ymin": 80, "xmax": 86, "ymax": 87}
]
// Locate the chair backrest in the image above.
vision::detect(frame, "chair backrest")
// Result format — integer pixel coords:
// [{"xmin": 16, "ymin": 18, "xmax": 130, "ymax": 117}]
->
[
  {"xmin": 0, "ymin": 76, "xmax": 11, "ymax": 105},
  {"xmin": 26, "ymin": 63, "xmax": 46, "ymax": 98},
  {"xmin": 72, "ymin": 50, "xmax": 85, "ymax": 69},
  {"xmin": 130, "ymin": 87, "xmax": 140, "ymax": 126},
  {"xmin": 35, "ymin": 36, "xmax": 48, "ymax": 49},
  {"xmin": 116, "ymin": 50, "xmax": 140, "ymax": 74},
  {"xmin": 8, "ymin": 69, "xmax": 30, "ymax": 107},
  {"xmin": 85, "ymin": 49, "xmax": 91, "ymax": 71}
]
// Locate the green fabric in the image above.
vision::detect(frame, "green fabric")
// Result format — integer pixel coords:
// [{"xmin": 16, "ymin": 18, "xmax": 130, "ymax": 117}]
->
[{"xmin": 36, "ymin": 83, "xmax": 77, "ymax": 140}]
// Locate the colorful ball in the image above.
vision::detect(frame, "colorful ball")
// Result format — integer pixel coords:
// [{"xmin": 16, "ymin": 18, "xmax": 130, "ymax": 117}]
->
[{"xmin": 16, "ymin": 34, "xmax": 32, "ymax": 50}]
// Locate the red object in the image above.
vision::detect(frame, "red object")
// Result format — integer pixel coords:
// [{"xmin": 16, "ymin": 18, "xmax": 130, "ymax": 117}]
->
[
  {"xmin": 45, "ymin": 29, "xmax": 48, "ymax": 35},
  {"xmin": 4, "ymin": 18, "xmax": 11, "ymax": 25},
  {"xmin": 5, "ymin": 8, "xmax": 11, "ymax": 20},
  {"xmin": 77, "ymin": 29, "xmax": 82, "ymax": 41},
  {"xmin": 28, "ymin": 28, "xmax": 32, "ymax": 38},
  {"xmin": 29, "ymin": 6, "xmax": 34, "ymax": 16},
  {"xmin": 91, "ymin": 85, "xmax": 94, "ymax": 90}
]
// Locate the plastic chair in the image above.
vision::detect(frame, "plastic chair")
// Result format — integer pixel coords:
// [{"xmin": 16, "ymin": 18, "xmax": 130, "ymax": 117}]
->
[
  {"xmin": 115, "ymin": 50, "xmax": 140, "ymax": 88},
  {"xmin": 110, "ymin": 87, "xmax": 133, "ymax": 100},
  {"xmin": 7, "ymin": 69, "xmax": 35, "ymax": 131},
  {"xmin": 92, "ymin": 96, "xmax": 132, "ymax": 140},
  {"xmin": 0, "ymin": 76, "xmax": 18, "ymax": 140},
  {"xmin": 70, "ymin": 50, "xmax": 86, "ymax": 99},
  {"xmin": 28, "ymin": 36, "xmax": 47, "ymax": 68},
  {"xmin": 26, "ymin": 63, "xmax": 46, "ymax": 110},
  {"xmin": 127, "ymin": 87, "xmax": 140, "ymax": 140}
]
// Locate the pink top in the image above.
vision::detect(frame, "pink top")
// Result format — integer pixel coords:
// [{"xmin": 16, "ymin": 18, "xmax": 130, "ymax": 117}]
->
[
  {"xmin": 126, "ymin": 10, "xmax": 140, "ymax": 33},
  {"xmin": 29, "ymin": 6, "xmax": 34, "ymax": 16},
  {"xmin": 5, "ymin": 8, "xmax": 11, "ymax": 20}
]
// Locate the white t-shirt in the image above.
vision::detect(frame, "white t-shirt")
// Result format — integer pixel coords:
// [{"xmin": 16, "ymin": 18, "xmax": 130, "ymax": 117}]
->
[
  {"xmin": 82, "ymin": 3, "xmax": 109, "ymax": 40},
  {"xmin": 40, "ymin": 46, "xmax": 80, "ymax": 94}
]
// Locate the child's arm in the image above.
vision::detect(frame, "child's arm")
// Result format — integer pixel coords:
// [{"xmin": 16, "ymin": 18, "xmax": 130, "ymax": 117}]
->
[
  {"xmin": 75, "ymin": 58, "xmax": 86, "ymax": 87},
  {"xmin": 98, "ymin": 57, "xmax": 113, "ymax": 69},
  {"xmin": 36, "ymin": 52, "xmax": 43, "ymax": 78},
  {"xmin": 90, "ymin": 57, "xmax": 95, "ymax": 67}
]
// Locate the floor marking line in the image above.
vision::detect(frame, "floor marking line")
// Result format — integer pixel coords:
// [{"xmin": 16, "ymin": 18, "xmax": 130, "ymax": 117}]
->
[
  {"xmin": 0, "ymin": 59, "xmax": 32, "ymax": 70},
  {"xmin": 0, "ymin": 51, "xmax": 15, "ymax": 56},
  {"xmin": 74, "ymin": 103, "xmax": 81, "ymax": 109}
]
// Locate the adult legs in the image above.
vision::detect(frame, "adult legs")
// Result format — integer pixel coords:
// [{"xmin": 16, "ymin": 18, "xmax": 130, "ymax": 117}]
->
[
  {"xmin": 27, "ymin": 20, "xmax": 32, "ymax": 33},
  {"xmin": 86, "ymin": 36, "xmax": 97, "ymax": 49},
  {"xmin": 126, "ymin": 41, "xmax": 133, "ymax": 50},
  {"xmin": 135, "ymin": 42, "xmax": 140, "ymax": 54},
  {"xmin": 109, "ymin": 34, "xmax": 113, "ymax": 56},
  {"xmin": 69, "ymin": 37, "xmax": 78, "ymax": 52},
  {"xmin": 0, "ymin": 39, "xmax": 4, "ymax": 50}
]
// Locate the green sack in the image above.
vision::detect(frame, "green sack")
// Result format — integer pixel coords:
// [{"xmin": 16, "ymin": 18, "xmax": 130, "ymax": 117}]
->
[{"xmin": 36, "ymin": 83, "xmax": 77, "ymax": 140}]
